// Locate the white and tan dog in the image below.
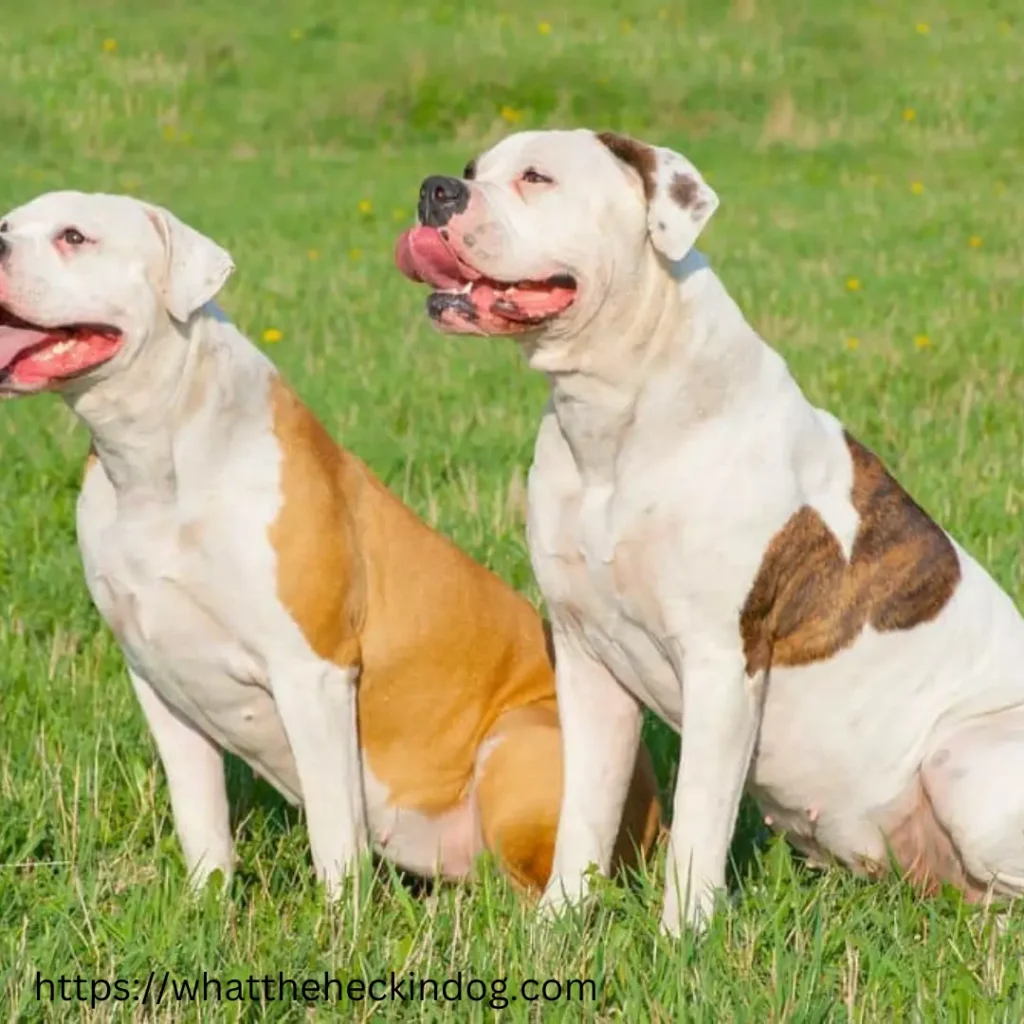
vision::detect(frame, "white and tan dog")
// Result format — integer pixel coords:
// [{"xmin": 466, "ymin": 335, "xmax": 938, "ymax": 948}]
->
[
  {"xmin": 396, "ymin": 129, "xmax": 1024, "ymax": 933},
  {"xmin": 0, "ymin": 190, "xmax": 661, "ymax": 896}
]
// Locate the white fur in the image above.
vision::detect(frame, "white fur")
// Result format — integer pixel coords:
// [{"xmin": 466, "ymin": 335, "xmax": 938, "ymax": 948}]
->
[
  {"xmin": 143, "ymin": 203, "xmax": 235, "ymax": 323},
  {"xmin": 454, "ymin": 130, "xmax": 1024, "ymax": 933},
  {"xmin": 644, "ymin": 144, "xmax": 719, "ymax": 262},
  {"xmin": 0, "ymin": 191, "xmax": 471, "ymax": 893}
]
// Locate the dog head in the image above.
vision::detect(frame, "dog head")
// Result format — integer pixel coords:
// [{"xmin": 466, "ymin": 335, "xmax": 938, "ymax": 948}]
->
[
  {"xmin": 394, "ymin": 128, "xmax": 718, "ymax": 340},
  {"xmin": 0, "ymin": 190, "xmax": 234, "ymax": 396}
]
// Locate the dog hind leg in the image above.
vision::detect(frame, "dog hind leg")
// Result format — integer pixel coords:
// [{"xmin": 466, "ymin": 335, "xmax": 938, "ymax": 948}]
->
[
  {"xmin": 918, "ymin": 708, "xmax": 1024, "ymax": 898},
  {"xmin": 474, "ymin": 703, "xmax": 661, "ymax": 892}
]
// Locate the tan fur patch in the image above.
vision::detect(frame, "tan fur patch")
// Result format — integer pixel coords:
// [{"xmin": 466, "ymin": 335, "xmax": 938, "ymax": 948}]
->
[
  {"xmin": 268, "ymin": 376, "xmax": 363, "ymax": 666},
  {"xmin": 597, "ymin": 131, "xmax": 657, "ymax": 201},
  {"xmin": 740, "ymin": 432, "xmax": 961, "ymax": 676},
  {"xmin": 476, "ymin": 702, "xmax": 662, "ymax": 892},
  {"xmin": 268, "ymin": 373, "xmax": 662, "ymax": 865},
  {"xmin": 83, "ymin": 444, "xmax": 98, "ymax": 482}
]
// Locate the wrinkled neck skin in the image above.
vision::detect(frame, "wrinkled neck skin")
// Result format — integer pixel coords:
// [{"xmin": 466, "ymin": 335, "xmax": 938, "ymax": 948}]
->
[
  {"xmin": 522, "ymin": 247, "xmax": 772, "ymax": 483},
  {"xmin": 64, "ymin": 305, "xmax": 261, "ymax": 505}
]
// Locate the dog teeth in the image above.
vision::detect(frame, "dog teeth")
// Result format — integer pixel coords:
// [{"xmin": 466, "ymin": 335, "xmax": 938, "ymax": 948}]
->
[
  {"xmin": 459, "ymin": 281, "xmax": 473, "ymax": 294},
  {"xmin": 37, "ymin": 339, "xmax": 77, "ymax": 362}
]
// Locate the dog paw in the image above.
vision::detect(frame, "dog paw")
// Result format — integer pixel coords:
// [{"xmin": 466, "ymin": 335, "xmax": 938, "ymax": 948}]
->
[
  {"xmin": 186, "ymin": 857, "xmax": 234, "ymax": 897},
  {"xmin": 538, "ymin": 872, "xmax": 590, "ymax": 920},
  {"xmin": 660, "ymin": 886, "xmax": 717, "ymax": 938}
]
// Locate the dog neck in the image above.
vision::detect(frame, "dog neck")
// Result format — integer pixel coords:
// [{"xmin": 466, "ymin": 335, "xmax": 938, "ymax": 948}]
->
[
  {"xmin": 532, "ymin": 248, "xmax": 776, "ymax": 483},
  {"xmin": 64, "ymin": 305, "xmax": 267, "ymax": 503}
]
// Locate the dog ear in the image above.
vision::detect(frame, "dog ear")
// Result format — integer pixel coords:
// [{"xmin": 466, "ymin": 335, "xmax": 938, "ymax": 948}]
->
[
  {"xmin": 596, "ymin": 131, "xmax": 719, "ymax": 262},
  {"xmin": 143, "ymin": 204, "xmax": 235, "ymax": 323}
]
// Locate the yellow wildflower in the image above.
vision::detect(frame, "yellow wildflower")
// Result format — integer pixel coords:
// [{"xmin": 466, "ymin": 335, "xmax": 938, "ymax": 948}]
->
[
  {"xmin": 915, "ymin": 22, "xmax": 929, "ymax": 34},
  {"xmin": 307, "ymin": 248, "xmax": 319, "ymax": 260},
  {"xmin": 262, "ymin": 328, "xmax": 283, "ymax": 344},
  {"xmin": 846, "ymin": 337, "xmax": 860, "ymax": 350},
  {"xmin": 914, "ymin": 334, "xmax": 931, "ymax": 348},
  {"xmin": 102, "ymin": 38, "xmax": 118, "ymax": 53},
  {"xmin": 911, "ymin": 181, "xmax": 924, "ymax": 194},
  {"xmin": 538, "ymin": 21, "xmax": 551, "ymax": 34},
  {"xmin": 846, "ymin": 277, "xmax": 862, "ymax": 292},
  {"xmin": 968, "ymin": 236, "xmax": 983, "ymax": 248},
  {"xmin": 903, "ymin": 108, "xmax": 916, "ymax": 122},
  {"xmin": 357, "ymin": 199, "xmax": 372, "ymax": 215},
  {"xmin": 500, "ymin": 105, "xmax": 522, "ymax": 124}
]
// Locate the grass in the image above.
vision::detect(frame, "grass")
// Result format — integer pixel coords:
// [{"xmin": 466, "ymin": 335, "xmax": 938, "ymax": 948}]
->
[{"xmin": 1, "ymin": 0, "xmax": 1023, "ymax": 1018}]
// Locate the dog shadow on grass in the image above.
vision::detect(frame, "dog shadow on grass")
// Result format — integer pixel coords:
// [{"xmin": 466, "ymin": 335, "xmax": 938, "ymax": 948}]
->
[
  {"xmin": 221, "ymin": 756, "xmax": 457, "ymax": 900},
  {"xmin": 217, "ymin": 716, "xmax": 780, "ymax": 903}
]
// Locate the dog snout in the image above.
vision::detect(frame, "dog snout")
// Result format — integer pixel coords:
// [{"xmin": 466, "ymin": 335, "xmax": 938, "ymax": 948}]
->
[{"xmin": 418, "ymin": 176, "xmax": 469, "ymax": 228}]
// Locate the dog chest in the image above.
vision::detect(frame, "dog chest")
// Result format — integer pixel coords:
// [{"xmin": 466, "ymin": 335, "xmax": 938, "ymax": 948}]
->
[
  {"xmin": 534, "ymin": 498, "xmax": 683, "ymax": 724},
  {"xmin": 79, "ymin": 496, "xmax": 303, "ymax": 794}
]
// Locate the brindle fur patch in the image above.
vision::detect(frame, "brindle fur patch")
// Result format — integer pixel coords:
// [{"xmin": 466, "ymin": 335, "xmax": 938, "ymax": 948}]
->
[
  {"xmin": 740, "ymin": 432, "xmax": 961, "ymax": 676},
  {"xmin": 596, "ymin": 131, "xmax": 657, "ymax": 201}
]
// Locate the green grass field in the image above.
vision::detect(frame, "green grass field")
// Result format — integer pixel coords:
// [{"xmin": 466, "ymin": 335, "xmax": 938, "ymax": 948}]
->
[{"xmin": 2, "ymin": 0, "xmax": 1023, "ymax": 1018}]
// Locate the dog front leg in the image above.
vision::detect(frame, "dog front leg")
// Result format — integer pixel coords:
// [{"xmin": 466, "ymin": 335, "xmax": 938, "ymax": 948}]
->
[
  {"xmin": 662, "ymin": 639, "xmax": 761, "ymax": 935},
  {"xmin": 269, "ymin": 658, "xmax": 368, "ymax": 896},
  {"xmin": 540, "ymin": 623, "xmax": 644, "ymax": 915},
  {"xmin": 130, "ymin": 669, "xmax": 234, "ymax": 888}
]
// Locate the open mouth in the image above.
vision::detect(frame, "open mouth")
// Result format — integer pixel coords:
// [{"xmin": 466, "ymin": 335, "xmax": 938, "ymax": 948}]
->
[
  {"xmin": 394, "ymin": 226, "xmax": 577, "ymax": 335},
  {"xmin": 0, "ymin": 306, "xmax": 123, "ymax": 392}
]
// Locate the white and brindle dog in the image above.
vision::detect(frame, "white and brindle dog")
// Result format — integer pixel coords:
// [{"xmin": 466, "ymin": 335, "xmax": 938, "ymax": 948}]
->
[
  {"xmin": 0, "ymin": 190, "xmax": 661, "ymax": 896},
  {"xmin": 396, "ymin": 128, "xmax": 1024, "ymax": 933}
]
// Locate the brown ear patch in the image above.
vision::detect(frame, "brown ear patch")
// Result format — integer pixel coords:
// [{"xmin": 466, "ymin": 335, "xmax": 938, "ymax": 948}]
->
[
  {"xmin": 463, "ymin": 158, "xmax": 477, "ymax": 180},
  {"xmin": 668, "ymin": 173, "xmax": 700, "ymax": 210},
  {"xmin": 669, "ymin": 172, "xmax": 711, "ymax": 221},
  {"xmin": 596, "ymin": 131, "xmax": 657, "ymax": 201},
  {"xmin": 740, "ymin": 432, "xmax": 961, "ymax": 677}
]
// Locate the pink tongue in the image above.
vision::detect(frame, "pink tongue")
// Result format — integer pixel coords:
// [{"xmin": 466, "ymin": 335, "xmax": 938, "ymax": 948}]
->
[
  {"xmin": 0, "ymin": 325, "xmax": 51, "ymax": 372},
  {"xmin": 394, "ymin": 227, "xmax": 467, "ymax": 290}
]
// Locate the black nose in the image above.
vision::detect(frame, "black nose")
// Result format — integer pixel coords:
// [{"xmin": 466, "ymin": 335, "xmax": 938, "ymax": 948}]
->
[{"xmin": 418, "ymin": 175, "xmax": 469, "ymax": 228}]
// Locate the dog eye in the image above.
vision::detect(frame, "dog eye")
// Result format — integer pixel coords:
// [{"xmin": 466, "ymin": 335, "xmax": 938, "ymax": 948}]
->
[
  {"xmin": 59, "ymin": 227, "xmax": 87, "ymax": 246},
  {"xmin": 521, "ymin": 168, "xmax": 554, "ymax": 185},
  {"xmin": 0, "ymin": 221, "xmax": 8, "ymax": 233}
]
